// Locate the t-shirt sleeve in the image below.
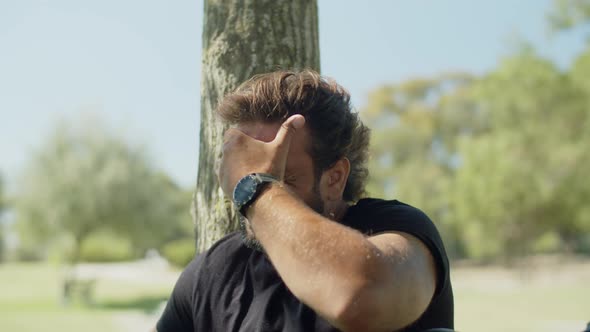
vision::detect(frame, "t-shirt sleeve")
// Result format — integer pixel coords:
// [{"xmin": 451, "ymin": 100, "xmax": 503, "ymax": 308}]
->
[
  {"xmin": 156, "ymin": 254, "xmax": 203, "ymax": 332},
  {"xmin": 359, "ymin": 200, "xmax": 450, "ymax": 297}
]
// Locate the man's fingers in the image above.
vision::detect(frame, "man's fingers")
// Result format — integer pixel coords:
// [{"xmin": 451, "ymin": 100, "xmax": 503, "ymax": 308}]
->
[{"xmin": 273, "ymin": 115, "xmax": 306, "ymax": 147}]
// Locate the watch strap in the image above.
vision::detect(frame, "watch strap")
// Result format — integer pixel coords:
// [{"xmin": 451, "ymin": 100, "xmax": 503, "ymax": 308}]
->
[{"xmin": 234, "ymin": 173, "xmax": 279, "ymax": 216}]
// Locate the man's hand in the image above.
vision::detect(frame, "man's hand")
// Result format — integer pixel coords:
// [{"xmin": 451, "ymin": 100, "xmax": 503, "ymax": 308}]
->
[{"xmin": 218, "ymin": 114, "xmax": 306, "ymax": 197}]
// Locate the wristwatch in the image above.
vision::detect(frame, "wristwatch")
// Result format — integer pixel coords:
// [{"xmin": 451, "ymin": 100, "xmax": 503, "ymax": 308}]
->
[{"xmin": 232, "ymin": 173, "xmax": 279, "ymax": 216}]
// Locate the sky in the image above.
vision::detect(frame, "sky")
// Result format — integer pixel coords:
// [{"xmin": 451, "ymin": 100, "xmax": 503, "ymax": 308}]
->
[{"xmin": 1, "ymin": 0, "xmax": 588, "ymax": 191}]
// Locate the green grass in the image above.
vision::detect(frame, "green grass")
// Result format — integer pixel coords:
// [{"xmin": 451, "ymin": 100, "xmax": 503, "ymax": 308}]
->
[
  {"xmin": 0, "ymin": 262, "xmax": 176, "ymax": 332},
  {"xmin": 1, "ymin": 258, "xmax": 589, "ymax": 332},
  {"xmin": 452, "ymin": 259, "xmax": 590, "ymax": 332}
]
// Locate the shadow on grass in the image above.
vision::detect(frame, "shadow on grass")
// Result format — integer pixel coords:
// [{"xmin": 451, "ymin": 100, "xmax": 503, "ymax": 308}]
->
[{"xmin": 95, "ymin": 295, "xmax": 169, "ymax": 314}]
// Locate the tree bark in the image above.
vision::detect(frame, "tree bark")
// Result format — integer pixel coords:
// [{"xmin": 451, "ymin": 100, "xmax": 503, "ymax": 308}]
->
[{"xmin": 193, "ymin": 0, "xmax": 320, "ymax": 253}]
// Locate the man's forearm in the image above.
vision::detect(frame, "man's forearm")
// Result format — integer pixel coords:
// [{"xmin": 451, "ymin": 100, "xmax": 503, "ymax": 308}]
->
[{"xmin": 247, "ymin": 184, "xmax": 390, "ymax": 328}]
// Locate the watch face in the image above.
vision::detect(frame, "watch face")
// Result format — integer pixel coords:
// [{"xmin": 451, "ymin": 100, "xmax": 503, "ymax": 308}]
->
[{"xmin": 233, "ymin": 174, "xmax": 259, "ymax": 207}]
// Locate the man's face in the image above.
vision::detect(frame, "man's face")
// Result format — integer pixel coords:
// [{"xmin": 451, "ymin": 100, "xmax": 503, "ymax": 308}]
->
[{"xmin": 236, "ymin": 121, "xmax": 324, "ymax": 214}]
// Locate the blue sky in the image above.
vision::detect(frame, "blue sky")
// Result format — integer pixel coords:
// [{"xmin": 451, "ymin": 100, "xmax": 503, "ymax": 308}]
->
[{"xmin": 1, "ymin": 0, "xmax": 587, "ymax": 190}]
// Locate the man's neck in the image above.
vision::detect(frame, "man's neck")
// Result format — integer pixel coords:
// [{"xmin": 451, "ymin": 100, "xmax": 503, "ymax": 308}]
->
[{"xmin": 325, "ymin": 200, "xmax": 350, "ymax": 223}]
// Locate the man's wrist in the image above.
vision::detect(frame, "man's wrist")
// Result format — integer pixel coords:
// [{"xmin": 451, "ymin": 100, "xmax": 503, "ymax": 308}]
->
[
  {"xmin": 241, "ymin": 181, "xmax": 274, "ymax": 217},
  {"xmin": 233, "ymin": 173, "xmax": 280, "ymax": 217},
  {"xmin": 243, "ymin": 181, "xmax": 285, "ymax": 219}
]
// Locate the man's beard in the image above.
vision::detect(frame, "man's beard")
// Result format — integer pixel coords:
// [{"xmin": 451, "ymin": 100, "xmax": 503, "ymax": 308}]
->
[
  {"xmin": 240, "ymin": 218, "xmax": 264, "ymax": 251},
  {"xmin": 241, "ymin": 181, "xmax": 324, "ymax": 251}
]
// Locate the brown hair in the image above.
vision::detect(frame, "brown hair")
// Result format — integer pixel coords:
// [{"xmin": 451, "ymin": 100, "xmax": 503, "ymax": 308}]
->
[{"xmin": 216, "ymin": 69, "xmax": 370, "ymax": 202}]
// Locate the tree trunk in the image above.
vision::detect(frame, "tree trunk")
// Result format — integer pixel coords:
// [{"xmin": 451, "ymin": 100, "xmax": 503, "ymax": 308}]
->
[{"xmin": 193, "ymin": 0, "xmax": 320, "ymax": 253}]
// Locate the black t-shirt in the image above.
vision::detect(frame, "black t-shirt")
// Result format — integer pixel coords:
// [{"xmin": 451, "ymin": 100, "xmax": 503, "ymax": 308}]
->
[{"xmin": 157, "ymin": 198, "xmax": 454, "ymax": 332}]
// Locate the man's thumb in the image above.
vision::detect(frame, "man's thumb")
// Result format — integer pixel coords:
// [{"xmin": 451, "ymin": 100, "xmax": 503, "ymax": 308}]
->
[{"xmin": 274, "ymin": 115, "xmax": 306, "ymax": 146}]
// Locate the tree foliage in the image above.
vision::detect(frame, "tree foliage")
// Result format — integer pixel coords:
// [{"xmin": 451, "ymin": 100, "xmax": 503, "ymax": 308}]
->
[
  {"xmin": 363, "ymin": 49, "xmax": 590, "ymax": 260},
  {"xmin": 453, "ymin": 52, "xmax": 590, "ymax": 258},
  {"xmin": 548, "ymin": 0, "xmax": 590, "ymax": 31},
  {"xmin": 0, "ymin": 174, "xmax": 4, "ymax": 213},
  {"xmin": 14, "ymin": 117, "xmax": 190, "ymax": 263},
  {"xmin": 362, "ymin": 72, "xmax": 480, "ymax": 257},
  {"xmin": 0, "ymin": 174, "xmax": 5, "ymax": 261}
]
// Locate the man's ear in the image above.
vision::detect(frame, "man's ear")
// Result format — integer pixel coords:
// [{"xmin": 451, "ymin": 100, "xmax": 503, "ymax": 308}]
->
[{"xmin": 320, "ymin": 158, "xmax": 350, "ymax": 202}]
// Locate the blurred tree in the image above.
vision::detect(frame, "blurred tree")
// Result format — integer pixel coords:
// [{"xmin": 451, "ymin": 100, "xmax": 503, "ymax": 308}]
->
[
  {"xmin": 571, "ymin": 47, "xmax": 590, "ymax": 93},
  {"xmin": 0, "ymin": 174, "xmax": 4, "ymax": 213},
  {"xmin": 361, "ymin": 72, "xmax": 481, "ymax": 258},
  {"xmin": 0, "ymin": 174, "xmax": 5, "ymax": 261},
  {"xmin": 548, "ymin": 0, "xmax": 590, "ymax": 31},
  {"xmin": 14, "ymin": 117, "xmax": 187, "ymax": 264},
  {"xmin": 453, "ymin": 51, "xmax": 590, "ymax": 258},
  {"xmin": 363, "ymin": 48, "xmax": 590, "ymax": 260},
  {"xmin": 547, "ymin": 1, "xmax": 590, "ymax": 253},
  {"xmin": 193, "ymin": 0, "xmax": 320, "ymax": 253}
]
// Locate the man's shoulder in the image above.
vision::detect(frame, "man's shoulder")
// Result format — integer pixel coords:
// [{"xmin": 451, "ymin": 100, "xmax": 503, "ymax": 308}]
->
[
  {"xmin": 352, "ymin": 198, "xmax": 453, "ymax": 308},
  {"xmin": 350, "ymin": 197, "xmax": 432, "ymax": 224},
  {"xmin": 183, "ymin": 231, "xmax": 247, "ymax": 272},
  {"xmin": 206, "ymin": 231, "xmax": 245, "ymax": 253},
  {"xmin": 347, "ymin": 197, "xmax": 444, "ymax": 249}
]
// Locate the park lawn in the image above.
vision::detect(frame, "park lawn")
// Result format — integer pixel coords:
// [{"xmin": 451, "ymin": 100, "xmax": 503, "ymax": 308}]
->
[
  {"xmin": 0, "ymin": 310, "xmax": 116, "ymax": 332},
  {"xmin": 452, "ymin": 259, "xmax": 590, "ymax": 332},
  {"xmin": 0, "ymin": 262, "xmax": 177, "ymax": 332},
  {"xmin": 1, "ymin": 257, "xmax": 589, "ymax": 332},
  {"xmin": 455, "ymin": 285, "xmax": 589, "ymax": 331}
]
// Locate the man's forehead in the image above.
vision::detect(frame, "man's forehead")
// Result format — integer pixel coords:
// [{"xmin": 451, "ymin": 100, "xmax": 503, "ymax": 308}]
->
[
  {"xmin": 235, "ymin": 121, "xmax": 282, "ymax": 142},
  {"xmin": 236, "ymin": 121, "xmax": 311, "ymax": 148}
]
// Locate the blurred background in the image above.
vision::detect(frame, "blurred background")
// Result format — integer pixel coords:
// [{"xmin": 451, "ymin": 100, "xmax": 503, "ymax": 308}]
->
[{"xmin": 1, "ymin": 0, "xmax": 589, "ymax": 331}]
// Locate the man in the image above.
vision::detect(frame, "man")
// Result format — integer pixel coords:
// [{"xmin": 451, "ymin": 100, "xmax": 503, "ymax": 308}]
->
[{"xmin": 156, "ymin": 70, "xmax": 454, "ymax": 332}]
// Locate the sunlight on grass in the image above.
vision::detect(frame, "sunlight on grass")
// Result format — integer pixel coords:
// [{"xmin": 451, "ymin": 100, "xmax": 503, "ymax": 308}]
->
[
  {"xmin": 453, "ymin": 257, "xmax": 590, "ymax": 332},
  {"xmin": 0, "ymin": 311, "xmax": 116, "ymax": 332},
  {"xmin": 0, "ymin": 262, "xmax": 178, "ymax": 332},
  {"xmin": 1, "ymin": 258, "xmax": 589, "ymax": 332}
]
